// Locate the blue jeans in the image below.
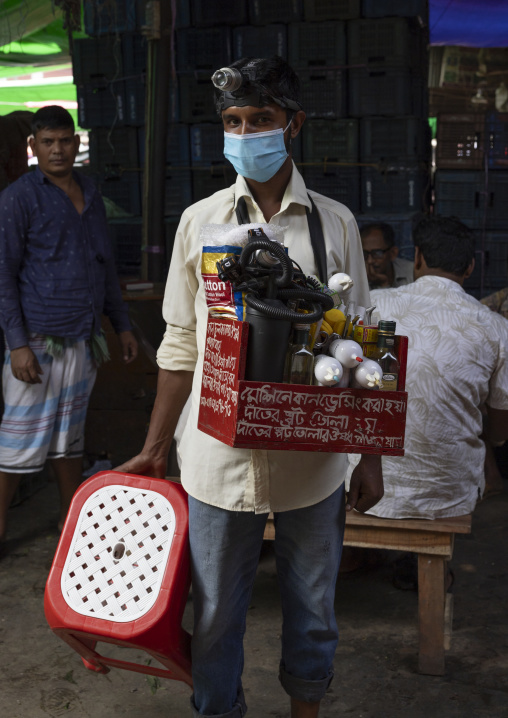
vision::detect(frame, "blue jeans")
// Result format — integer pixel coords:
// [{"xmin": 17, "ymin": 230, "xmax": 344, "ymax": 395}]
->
[{"xmin": 188, "ymin": 484, "xmax": 346, "ymax": 717}]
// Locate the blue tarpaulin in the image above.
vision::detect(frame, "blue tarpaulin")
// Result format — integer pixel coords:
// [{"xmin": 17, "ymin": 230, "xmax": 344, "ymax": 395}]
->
[{"xmin": 430, "ymin": 0, "xmax": 508, "ymax": 47}]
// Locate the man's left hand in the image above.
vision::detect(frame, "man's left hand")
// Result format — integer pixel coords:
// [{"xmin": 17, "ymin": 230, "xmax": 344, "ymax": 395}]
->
[
  {"xmin": 346, "ymin": 454, "xmax": 384, "ymax": 513},
  {"xmin": 118, "ymin": 330, "xmax": 138, "ymax": 364}
]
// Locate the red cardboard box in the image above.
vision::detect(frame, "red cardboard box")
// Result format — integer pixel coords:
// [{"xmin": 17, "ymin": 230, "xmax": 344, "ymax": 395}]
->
[{"xmin": 198, "ymin": 318, "xmax": 408, "ymax": 456}]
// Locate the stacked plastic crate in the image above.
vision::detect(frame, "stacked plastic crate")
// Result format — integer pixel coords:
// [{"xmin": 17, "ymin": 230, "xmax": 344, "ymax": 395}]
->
[
  {"xmin": 350, "ymin": 0, "xmax": 431, "ymax": 261},
  {"xmin": 434, "ymin": 112, "xmax": 508, "ymax": 298},
  {"xmin": 76, "ymin": 0, "xmax": 147, "ymax": 275}
]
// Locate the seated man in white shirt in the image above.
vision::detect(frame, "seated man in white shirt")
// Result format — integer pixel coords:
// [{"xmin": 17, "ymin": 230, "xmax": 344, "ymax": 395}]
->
[
  {"xmin": 356, "ymin": 215, "xmax": 508, "ymax": 587},
  {"xmin": 360, "ymin": 222, "xmax": 414, "ymax": 290},
  {"xmin": 118, "ymin": 56, "xmax": 383, "ymax": 718}
]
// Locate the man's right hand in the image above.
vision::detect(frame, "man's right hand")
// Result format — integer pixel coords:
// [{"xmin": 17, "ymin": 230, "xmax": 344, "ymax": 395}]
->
[
  {"xmin": 10, "ymin": 346, "xmax": 43, "ymax": 384},
  {"xmin": 114, "ymin": 452, "xmax": 168, "ymax": 480}
]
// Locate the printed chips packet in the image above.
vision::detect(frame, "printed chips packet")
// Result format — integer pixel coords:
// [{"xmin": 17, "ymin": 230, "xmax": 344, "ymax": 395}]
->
[{"xmin": 200, "ymin": 222, "xmax": 287, "ymax": 320}]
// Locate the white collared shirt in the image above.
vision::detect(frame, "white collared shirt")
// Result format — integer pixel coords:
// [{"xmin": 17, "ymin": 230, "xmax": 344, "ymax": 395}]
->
[
  {"xmin": 156, "ymin": 165, "xmax": 371, "ymax": 513},
  {"xmin": 358, "ymin": 275, "xmax": 508, "ymax": 519}
]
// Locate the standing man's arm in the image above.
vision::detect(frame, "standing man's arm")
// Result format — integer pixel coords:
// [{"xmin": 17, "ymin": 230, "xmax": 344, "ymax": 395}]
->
[
  {"xmin": 116, "ymin": 368, "xmax": 193, "ymax": 478},
  {"xmin": 0, "ymin": 187, "xmax": 43, "ymax": 383}
]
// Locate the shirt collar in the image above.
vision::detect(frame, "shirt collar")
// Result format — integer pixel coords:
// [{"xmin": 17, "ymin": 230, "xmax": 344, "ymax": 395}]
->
[
  {"xmin": 414, "ymin": 274, "xmax": 466, "ymax": 294},
  {"xmin": 233, "ymin": 162, "xmax": 312, "ymax": 214},
  {"xmin": 33, "ymin": 165, "xmax": 95, "ymax": 208}
]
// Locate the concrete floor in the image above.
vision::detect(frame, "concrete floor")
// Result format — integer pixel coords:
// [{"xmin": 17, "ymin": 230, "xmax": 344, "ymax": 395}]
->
[{"xmin": 0, "ymin": 474, "xmax": 507, "ymax": 718}]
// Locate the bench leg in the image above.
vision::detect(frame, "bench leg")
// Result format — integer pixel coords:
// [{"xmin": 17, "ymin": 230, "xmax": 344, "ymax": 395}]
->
[{"xmin": 417, "ymin": 554, "xmax": 446, "ymax": 675}]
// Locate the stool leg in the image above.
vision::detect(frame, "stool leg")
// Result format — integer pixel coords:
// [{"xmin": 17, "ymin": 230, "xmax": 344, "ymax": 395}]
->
[{"xmin": 417, "ymin": 554, "xmax": 445, "ymax": 675}]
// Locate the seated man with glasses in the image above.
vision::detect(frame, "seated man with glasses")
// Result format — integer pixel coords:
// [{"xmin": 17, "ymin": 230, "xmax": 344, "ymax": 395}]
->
[{"xmin": 360, "ymin": 222, "xmax": 414, "ymax": 290}]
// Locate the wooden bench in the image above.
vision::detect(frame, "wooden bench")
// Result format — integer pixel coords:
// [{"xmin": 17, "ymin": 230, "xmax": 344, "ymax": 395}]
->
[{"xmin": 263, "ymin": 510, "xmax": 472, "ymax": 676}]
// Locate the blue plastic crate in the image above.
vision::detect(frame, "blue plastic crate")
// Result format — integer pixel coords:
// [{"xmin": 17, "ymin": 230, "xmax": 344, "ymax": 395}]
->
[
  {"xmin": 349, "ymin": 67, "xmax": 426, "ymax": 118},
  {"xmin": 361, "ymin": 165, "xmax": 430, "ymax": 214},
  {"xmin": 122, "ymin": 33, "xmax": 148, "ymax": 75},
  {"xmin": 233, "ymin": 24, "xmax": 288, "ymax": 60},
  {"xmin": 486, "ymin": 112, "xmax": 508, "ymax": 170},
  {"xmin": 304, "ymin": 0, "xmax": 360, "ymax": 20},
  {"xmin": 302, "ymin": 166, "xmax": 360, "ymax": 212},
  {"xmin": 484, "ymin": 171, "xmax": 508, "ymax": 229},
  {"xmin": 355, "ymin": 212, "xmax": 423, "ymax": 261},
  {"xmin": 124, "ymin": 78, "xmax": 145, "ymax": 126},
  {"xmin": 433, "ymin": 170, "xmax": 485, "ymax": 229},
  {"xmin": 360, "ymin": 117, "xmax": 431, "ymax": 162},
  {"xmin": 248, "ymin": 0, "xmax": 303, "ymax": 25},
  {"xmin": 176, "ymin": 27, "xmax": 232, "ymax": 72},
  {"xmin": 288, "ymin": 21, "xmax": 346, "ymax": 68}
]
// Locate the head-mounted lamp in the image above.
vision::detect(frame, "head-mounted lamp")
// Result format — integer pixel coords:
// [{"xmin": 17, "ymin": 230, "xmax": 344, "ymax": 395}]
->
[{"xmin": 211, "ymin": 65, "xmax": 303, "ymax": 114}]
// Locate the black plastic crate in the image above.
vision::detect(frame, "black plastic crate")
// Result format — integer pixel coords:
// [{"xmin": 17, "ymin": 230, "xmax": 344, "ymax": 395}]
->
[
  {"xmin": 301, "ymin": 166, "xmax": 360, "ymax": 212},
  {"xmin": 248, "ymin": 0, "xmax": 303, "ymax": 25},
  {"xmin": 433, "ymin": 170, "xmax": 485, "ymax": 229},
  {"xmin": 165, "ymin": 167, "xmax": 193, "ymax": 215},
  {"xmin": 122, "ymin": 33, "xmax": 148, "ymax": 75},
  {"xmin": 304, "ymin": 0, "xmax": 360, "ymax": 20},
  {"xmin": 355, "ymin": 212, "xmax": 422, "ymax": 261},
  {"xmin": 192, "ymin": 165, "xmax": 237, "ymax": 203},
  {"xmin": 288, "ymin": 22, "xmax": 346, "ymax": 69},
  {"xmin": 484, "ymin": 172, "xmax": 508, "ymax": 229},
  {"xmin": 191, "ymin": 0, "xmax": 248, "ymax": 27},
  {"xmin": 83, "ymin": 0, "xmax": 144, "ymax": 36},
  {"xmin": 89, "ymin": 128, "xmax": 140, "ymax": 174},
  {"xmin": 73, "ymin": 37, "xmax": 123, "ymax": 85},
  {"xmin": 176, "ymin": 27, "xmax": 232, "ymax": 72},
  {"xmin": 302, "ymin": 119, "xmax": 358, "ymax": 162},
  {"xmin": 77, "ymin": 82, "xmax": 126, "ymax": 129},
  {"xmin": 465, "ymin": 232, "xmax": 508, "ymax": 293},
  {"xmin": 436, "ymin": 113, "xmax": 485, "ymax": 170},
  {"xmin": 347, "ymin": 17, "xmax": 425, "ymax": 68},
  {"xmin": 100, "ymin": 174, "xmax": 142, "ymax": 216},
  {"xmin": 360, "ymin": 117, "xmax": 431, "ymax": 162},
  {"xmin": 362, "ymin": 0, "xmax": 428, "ymax": 19},
  {"xmin": 233, "ymin": 24, "xmax": 287, "ymax": 61},
  {"xmin": 179, "ymin": 75, "xmax": 218, "ymax": 124},
  {"xmin": 348, "ymin": 67, "xmax": 426, "ymax": 118},
  {"xmin": 486, "ymin": 112, "xmax": 508, "ymax": 170},
  {"xmin": 107, "ymin": 218, "xmax": 142, "ymax": 275},
  {"xmin": 300, "ymin": 70, "xmax": 347, "ymax": 119},
  {"xmin": 360, "ymin": 165, "xmax": 430, "ymax": 213}
]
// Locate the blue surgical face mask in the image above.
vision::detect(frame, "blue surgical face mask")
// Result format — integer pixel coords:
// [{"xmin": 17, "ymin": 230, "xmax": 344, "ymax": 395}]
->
[{"xmin": 223, "ymin": 121, "xmax": 292, "ymax": 183}]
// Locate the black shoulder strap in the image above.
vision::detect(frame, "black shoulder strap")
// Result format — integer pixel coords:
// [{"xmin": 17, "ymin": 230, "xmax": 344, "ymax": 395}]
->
[
  {"xmin": 235, "ymin": 193, "xmax": 327, "ymax": 283},
  {"xmin": 305, "ymin": 195, "xmax": 327, "ymax": 284}
]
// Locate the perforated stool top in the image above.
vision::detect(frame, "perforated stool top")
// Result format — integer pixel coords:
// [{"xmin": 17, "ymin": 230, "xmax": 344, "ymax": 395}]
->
[
  {"xmin": 62, "ymin": 484, "xmax": 176, "ymax": 623},
  {"xmin": 44, "ymin": 472, "xmax": 192, "ymax": 685}
]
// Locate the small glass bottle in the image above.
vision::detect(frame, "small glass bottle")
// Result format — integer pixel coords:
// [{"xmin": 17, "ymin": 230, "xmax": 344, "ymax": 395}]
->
[
  {"xmin": 285, "ymin": 324, "xmax": 314, "ymax": 385},
  {"xmin": 371, "ymin": 320, "xmax": 400, "ymax": 391}
]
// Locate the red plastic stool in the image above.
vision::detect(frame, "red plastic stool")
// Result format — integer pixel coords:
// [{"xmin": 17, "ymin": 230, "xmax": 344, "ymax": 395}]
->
[{"xmin": 44, "ymin": 471, "xmax": 192, "ymax": 686}]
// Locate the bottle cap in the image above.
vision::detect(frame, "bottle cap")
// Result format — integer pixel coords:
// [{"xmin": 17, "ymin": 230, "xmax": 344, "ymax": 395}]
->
[{"xmin": 377, "ymin": 320, "xmax": 396, "ymax": 334}]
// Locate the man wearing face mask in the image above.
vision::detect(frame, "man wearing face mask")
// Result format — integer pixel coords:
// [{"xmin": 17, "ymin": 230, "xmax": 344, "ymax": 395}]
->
[{"xmin": 118, "ymin": 56, "xmax": 382, "ymax": 718}]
